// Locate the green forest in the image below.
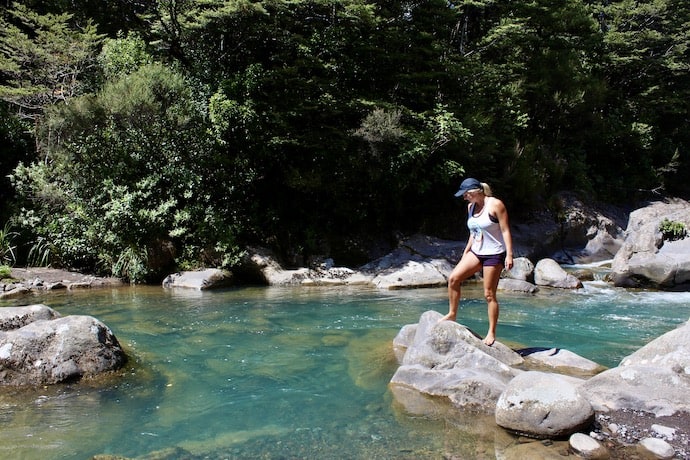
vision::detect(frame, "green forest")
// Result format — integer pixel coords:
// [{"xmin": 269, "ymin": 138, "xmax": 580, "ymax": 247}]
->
[{"xmin": 1, "ymin": 0, "xmax": 688, "ymax": 282}]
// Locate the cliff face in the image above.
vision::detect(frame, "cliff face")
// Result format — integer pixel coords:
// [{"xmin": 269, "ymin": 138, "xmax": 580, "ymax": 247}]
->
[{"xmin": 612, "ymin": 198, "xmax": 690, "ymax": 290}]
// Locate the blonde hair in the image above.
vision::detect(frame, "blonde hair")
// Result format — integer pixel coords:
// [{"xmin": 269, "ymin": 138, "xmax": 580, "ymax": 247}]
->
[{"xmin": 480, "ymin": 182, "xmax": 493, "ymax": 197}]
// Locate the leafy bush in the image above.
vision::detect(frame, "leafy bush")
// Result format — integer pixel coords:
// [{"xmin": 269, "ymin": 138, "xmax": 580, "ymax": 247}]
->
[
  {"xmin": 10, "ymin": 63, "xmax": 243, "ymax": 281},
  {"xmin": 98, "ymin": 32, "xmax": 151, "ymax": 80},
  {"xmin": 0, "ymin": 222, "xmax": 18, "ymax": 265},
  {"xmin": 659, "ymin": 219, "xmax": 687, "ymax": 241},
  {"xmin": 0, "ymin": 264, "xmax": 11, "ymax": 279}
]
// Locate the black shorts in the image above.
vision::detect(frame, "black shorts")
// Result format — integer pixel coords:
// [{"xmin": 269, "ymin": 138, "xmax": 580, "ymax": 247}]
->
[{"xmin": 471, "ymin": 251, "xmax": 506, "ymax": 267}]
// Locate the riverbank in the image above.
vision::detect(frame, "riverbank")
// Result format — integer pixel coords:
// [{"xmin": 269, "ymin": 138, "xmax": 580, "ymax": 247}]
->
[
  {"xmin": 1, "ymin": 267, "xmax": 122, "ymax": 298},
  {"xmin": 595, "ymin": 409, "xmax": 690, "ymax": 459}
]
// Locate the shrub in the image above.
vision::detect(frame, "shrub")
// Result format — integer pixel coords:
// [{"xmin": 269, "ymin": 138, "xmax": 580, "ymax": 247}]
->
[
  {"xmin": 659, "ymin": 218, "xmax": 687, "ymax": 241},
  {"xmin": 10, "ymin": 63, "xmax": 241, "ymax": 280},
  {"xmin": 0, "ymin": 222, "xmax": 18, "ymax": 265}
]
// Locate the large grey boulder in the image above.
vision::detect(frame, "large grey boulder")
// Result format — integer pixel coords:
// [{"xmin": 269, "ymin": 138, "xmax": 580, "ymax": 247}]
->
[
  {"xmin": 0, "ymin": 304, "xmax": 61, "ymax": 329},
  {"xmin": 620, "ymin": 318, "xmax": 690, "ymax": 370},
  {"xmin": 390, "ymin": 310, "xmax": 523, "ymax": 413},
  {"xmin": 534, "ymin": 258, "xmax": 583, "ymax": 289},
  {"xmin": 392, "ymin": 323, "xmax": 417, "ymax": 362},
  {"xmin": 0, "ymin": 307, "xmax": 126, "ymax": 386},
  {"xmin": 581, "ymin": 319, "xmax": 690, "ymax": 417},
  {"xmin": 611, "ymin": 199, "xmax": 690, "ymax": 290},
  {"xmin": 499, "ymin": 257, "xmax": 539, "ymax": 293},
  {"xmin": 495, "ymin": 371, "xmax": 594, "ymax": 438},
  {"xmin": 162, "ymin": 268, "xmax": 233, "ymax": 289},
  {"xmin": 503, "ymin": 257, "xmax": 535, "ymax": 281},
  {"xmin": 371, "ymin": 259, "xmax": 452, "ymax": 289},
  {"xmin": 244, "ymin": 247, "xmax": 312, "ymax": 285}
]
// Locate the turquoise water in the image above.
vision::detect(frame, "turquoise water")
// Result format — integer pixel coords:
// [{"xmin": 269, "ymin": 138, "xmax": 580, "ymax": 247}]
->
[{"xmin": 1, "ymin": 281, "xmax": 689, "ymax": 459}]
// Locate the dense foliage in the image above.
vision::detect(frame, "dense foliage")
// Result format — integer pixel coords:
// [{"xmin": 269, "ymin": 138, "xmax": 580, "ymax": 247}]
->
[{"xmin": 0, "ymin": 0, "xmax": 688, "ymax": 281}]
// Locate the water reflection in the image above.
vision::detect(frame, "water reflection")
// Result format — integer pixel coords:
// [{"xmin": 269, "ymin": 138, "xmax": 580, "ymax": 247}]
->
[{"xmin": 0, "ymin": 283, "xmax": 688, "ymax": 459}]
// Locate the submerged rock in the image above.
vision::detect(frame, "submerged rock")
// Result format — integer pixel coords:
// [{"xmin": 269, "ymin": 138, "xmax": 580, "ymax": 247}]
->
[
  {"xmin": 638, "ymin": 437, "xmax": 675, "ymax": 459},
  {"xmin": 569, "ymin": 433, "xmax": 609, "ymax": 459}
]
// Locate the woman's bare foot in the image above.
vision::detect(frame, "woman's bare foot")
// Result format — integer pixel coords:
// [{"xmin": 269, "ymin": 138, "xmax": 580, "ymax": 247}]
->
[
  {"xmin": 483, "ymin": 333, "xmax": 495, "ymax": 346},
  {"xmin": 439, "ymin": 312, "xmax": 456, "ymax": 322}
]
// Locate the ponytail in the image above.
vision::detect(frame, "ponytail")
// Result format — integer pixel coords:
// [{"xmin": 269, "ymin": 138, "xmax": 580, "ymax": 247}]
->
[{"xmin": 481, "ymin": 182, "xmax": 493, "ymax": 197}]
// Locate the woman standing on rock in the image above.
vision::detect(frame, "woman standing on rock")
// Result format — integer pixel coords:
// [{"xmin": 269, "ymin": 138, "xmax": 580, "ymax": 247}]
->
[{"xmin": 441, "ymin": 178, "xmax": 514, "ymax": 346}]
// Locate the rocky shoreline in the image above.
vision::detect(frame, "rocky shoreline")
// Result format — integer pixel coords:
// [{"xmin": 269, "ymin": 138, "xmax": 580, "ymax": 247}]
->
[
  {"xmin": 594, "ymin": 409, "xmax": 690, "ymax": 459},
  {"xmin": 0, "ymin": 267, "xmax": 123, "ymax": 300},
  {"xmin": 5, "ymin": 198, "xmax": 690, "ymax": 295}
]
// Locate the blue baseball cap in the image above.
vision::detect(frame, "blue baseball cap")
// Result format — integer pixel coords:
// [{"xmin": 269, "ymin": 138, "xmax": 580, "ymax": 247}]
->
[{"xmin": 454, "ymin": 178, "xmax": 482, "ymax": 197}]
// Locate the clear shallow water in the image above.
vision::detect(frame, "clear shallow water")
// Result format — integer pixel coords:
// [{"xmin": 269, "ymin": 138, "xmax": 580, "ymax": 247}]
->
[{"xmin": 0, "ymin": 281, "xmax": 689, "ymax": 459}]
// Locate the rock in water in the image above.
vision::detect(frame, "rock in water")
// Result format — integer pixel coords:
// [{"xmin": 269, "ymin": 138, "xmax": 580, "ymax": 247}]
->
[{"xmin": 0, "ymin": 308, "xmax": 126, "ymax": 386}]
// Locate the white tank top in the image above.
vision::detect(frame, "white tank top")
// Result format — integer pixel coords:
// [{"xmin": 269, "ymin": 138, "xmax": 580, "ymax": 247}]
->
[{"xmin": 467, "ymin": 197, "xmax": 506, "ymax": 256}]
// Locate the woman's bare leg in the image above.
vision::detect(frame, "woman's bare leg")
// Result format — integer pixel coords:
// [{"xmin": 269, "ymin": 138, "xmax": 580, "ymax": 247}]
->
[
  {"xmin": 481, "ymin": 264, "xmax": 503, "ymax": 345},
  {"xmin": 442, "ymin": 252, "xmax": 481, "ymax": 322}
]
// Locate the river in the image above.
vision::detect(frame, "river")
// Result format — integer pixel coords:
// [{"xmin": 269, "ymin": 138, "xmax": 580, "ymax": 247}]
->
[{"xmin": 1, "ymin": 279, "xmax": 689, "ymax": 459}]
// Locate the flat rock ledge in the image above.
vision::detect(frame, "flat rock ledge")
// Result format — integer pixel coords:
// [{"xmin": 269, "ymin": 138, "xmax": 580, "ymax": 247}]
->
[
  {"xmin": 0, "ymin": 305, "xmax": 127, "ymax": 386},
  {"xmin": 2, "ymin": 267, "xmax": 123, "ymax": 300},
  {"xmin": 391, "ymin": 310, "xmax": 690, "ymax": 459},
  {"xmin": 176, "ymin": 236, "xmax": 587, "ymax": 292}
]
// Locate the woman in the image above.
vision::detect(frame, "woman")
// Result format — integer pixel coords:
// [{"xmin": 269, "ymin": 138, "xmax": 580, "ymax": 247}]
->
[{"xmin": 441, "ymin": 177, "xmax": 514, "ymax": 346}]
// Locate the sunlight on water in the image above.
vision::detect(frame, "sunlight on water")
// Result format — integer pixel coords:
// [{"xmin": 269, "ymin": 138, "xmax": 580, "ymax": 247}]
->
[{"xmin": 0, "ymin": 281, "xmax": 688, "ymax": 459}]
